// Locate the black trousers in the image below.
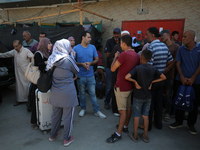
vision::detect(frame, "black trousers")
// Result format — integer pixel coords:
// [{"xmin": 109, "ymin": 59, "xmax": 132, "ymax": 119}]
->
[
  {"xmin": 149, "ymin": 81, "xmax": 165, "ymax": 130},
  {"xmin": 111, "ymin": 70, "xmax": 119, "ymax": 114},
  {"xmin": 29, "ymin": 83, "xmax": 37, "ymax": 124},
  {"xmin": 174, "ymin": 80, "xmax": 200, "ymax": 126}
]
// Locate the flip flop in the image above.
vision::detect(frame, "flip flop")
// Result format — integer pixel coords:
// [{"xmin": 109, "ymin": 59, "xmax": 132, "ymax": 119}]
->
[
  {"xmin": 139, "ymin": 133, "xmax": 149, "ymax": 143},
  {"xmin": 13, "ymin": 101, "xmax": 20, "ymax": 106}
]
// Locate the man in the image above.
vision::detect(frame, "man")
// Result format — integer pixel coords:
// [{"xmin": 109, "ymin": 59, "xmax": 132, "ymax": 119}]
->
[
  {"xmin": 0, "ymin": 40, "xmax": 33, "ymax": 106},
  {"xmin": 74, "ymin": 31, "xmax": 106, "ymax": 119},
  {"xmin": 146, "ymin": 27, "xmax": 173, "ymax": 130},
  {"xmin": 104, "ymin": 28, "xmax": 121, "ymax": 110},
  {"xmin": 169, "ymin": 30, "xmax": 200, "ymax": 135},
  {"xmin": 106, "ymin": 35, "xmax": 140, "ymax": 143},
  {"xmin": 171, "ymin": 31, "xmax": 181, "ymax": 46},
  {"xmin": 108, "ymin": 30, "xmax": 130, "ymax": 117},
  {"xmin": 160, "ymin": 30, "xmax": 179, "ymax": 122},
  {"xmin": 22, "ymin": 31, "xmax": 38, "ymax": 50},
  {"xmin": 30, "ymin": 32, "xmax": 46, "ymax": 53}
]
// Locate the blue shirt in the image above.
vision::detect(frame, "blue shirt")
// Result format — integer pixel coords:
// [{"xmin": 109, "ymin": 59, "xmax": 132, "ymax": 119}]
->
[
  {"xmin": 74, "ymin": 44, "xmax": 98, "ymax": 77},
  {"xmin": 147, "ymin": 39, "xmax": 173, "ymax": 73},
  {"xmin": 175, "ymin": 43, "xmax": 200, "ymax": 84}
]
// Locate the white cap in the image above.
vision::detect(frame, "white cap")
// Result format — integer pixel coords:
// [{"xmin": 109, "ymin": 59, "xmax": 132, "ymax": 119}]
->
[{"xmin": 121, "ymin": 30, "xmax": 130, "ymax": 35}]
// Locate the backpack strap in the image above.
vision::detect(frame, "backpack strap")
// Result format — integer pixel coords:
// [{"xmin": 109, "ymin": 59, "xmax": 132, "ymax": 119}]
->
[{"xmin": 32, "ymin": 51, "xmax": 44, "ymax": 64}]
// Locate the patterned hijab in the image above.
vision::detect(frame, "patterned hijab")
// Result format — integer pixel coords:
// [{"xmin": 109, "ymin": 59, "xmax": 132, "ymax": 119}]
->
[
  {"xmin": 37, "ymin": 37, "xmax": 50, "ymax": 59},
  {"xmin": 46, "ymin": 39, "xmax": 79, "ymax": 72}
]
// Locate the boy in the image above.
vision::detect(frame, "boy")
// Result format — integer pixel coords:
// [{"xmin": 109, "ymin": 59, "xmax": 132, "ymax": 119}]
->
[{"xmin": 125, "ymin": 50, "xmax": 166, "ymax": 143}]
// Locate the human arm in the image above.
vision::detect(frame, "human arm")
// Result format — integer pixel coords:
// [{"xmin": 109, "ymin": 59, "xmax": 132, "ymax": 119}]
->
[
  {"xmin": 70, "ymin": 60, "xmax": 79, "ymax": 75},
  {"xmin": 148, "ymin": 73, "xmax": 166, "ymax": 90},
  {"xmin": 187, "ymin": 63, "xmax": 200, "ymax": 85},
  {"xmin": 176, "ymin": 61, "xmax": 188, "ymax": 85},
  {"xmin": 164, "ymin": 60, "xmax": 174, "ymax": 74},
  {"xmin": 104, "ymin": 39, "xmax": 112, "ymax": 58},
  {"xmin": 0, "ymin": 50, "xmax": 14, "ymax": 58},
  {"xmin": 73, "ymin": 74, "xmax": 78, "ymax": 80},
  {"xmin": 111, "ymin": 51, "xmax": 121, "ymax": 72},
  {"xmin": 125, "ymin": 73, "xmax": 142, "ymax": 89}
]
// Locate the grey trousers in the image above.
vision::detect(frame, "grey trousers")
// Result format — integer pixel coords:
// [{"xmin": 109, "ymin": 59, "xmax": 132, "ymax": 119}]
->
[{"xmin": 50, "ymin": 106, "xmax": 75, "ymax": 140}]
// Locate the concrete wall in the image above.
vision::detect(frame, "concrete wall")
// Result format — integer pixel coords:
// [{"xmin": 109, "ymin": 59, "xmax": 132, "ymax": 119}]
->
[{"xmin": 1, "ymin": 0, "xmax": 200, "ymax": 44}]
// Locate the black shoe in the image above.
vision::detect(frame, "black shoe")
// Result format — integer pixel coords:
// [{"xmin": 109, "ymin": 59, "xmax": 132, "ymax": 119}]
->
[
  {"xmin": 104, "ymin": 103, "xmax": 110, "ymax": 110},
  {"xmin": 116, "ymin": 125, "xmax": 129, "ymax": 133},
  {"xmin": 169, "ymin": 122, "xmax": 183, "ymax": 129},
  {"xmin": 187, "ymin": 125, "xmax": 197, "ymax": 134},
  {"xmin": 106, "ymin": 133, "xmax": 121, "ymax": 143}
]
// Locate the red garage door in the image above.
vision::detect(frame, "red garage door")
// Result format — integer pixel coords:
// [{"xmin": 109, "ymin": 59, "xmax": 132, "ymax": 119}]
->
[{"xmin": 122, "ymin": 19, "xmax": 185, "ymax": 42}]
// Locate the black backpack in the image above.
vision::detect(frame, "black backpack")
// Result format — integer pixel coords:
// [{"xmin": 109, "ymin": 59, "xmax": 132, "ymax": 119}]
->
[{"xmin": 37, "ymin": 66, "xmax": 56, "ymax": 93}]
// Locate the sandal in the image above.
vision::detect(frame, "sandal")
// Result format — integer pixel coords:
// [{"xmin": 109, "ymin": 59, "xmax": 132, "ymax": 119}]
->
[
  {"xmin": 31, "ymin": 124, "xmax": 39, "ymax": 130},
  {"xmin": 129, "ymin": 133, "xmax": 139, "ymax": 142},
  {"xmin": 164, "ymin": 114, "xmax": 170, "ymax": 122},
  {"xmin": 139, "ymin": 133, "xmax": 149, "ymax": 143},
  {"xmin": 138, "ymin": 124, "xmax": 144, "ymax": 130},
  {"xmin": 13, "ymin": 101, "xmax": 20, "ymax": 106}
]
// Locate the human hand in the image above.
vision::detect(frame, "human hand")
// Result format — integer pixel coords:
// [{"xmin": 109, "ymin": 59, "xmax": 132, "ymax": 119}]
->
[
  {"xmin": 187, "ymin": 77, "xmax": 195, "ymax": 85},
  {"xmin": 73, "ymin": 51, "xmax": 76, "ymax": 57},
  {"xmin": 114, "ymin": 51, "xmax": 120, "ymax": 58},
  {"xmin": 83, "ymin": 62, "xmax": 90, "ymax": 71},
  {"xmin": 180, "ymin": 76, "xmax": 189, "ymax": 85},
  {"xmin": 135, "ymin": 82, "xmax": 142, "ymax": 89}
]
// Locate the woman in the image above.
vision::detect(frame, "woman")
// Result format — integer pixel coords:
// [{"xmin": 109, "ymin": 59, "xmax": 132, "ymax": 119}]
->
[
  {"xmin": 30, "ymin": 37, "xmax": 52, "ymax": 129},
  {"xmin": 68, "ymin": 36, "xmax": 76, "ymax": 58},
  {"xmin": 47, "ymin": 39, "xmax": 79, "ymax": 147}
]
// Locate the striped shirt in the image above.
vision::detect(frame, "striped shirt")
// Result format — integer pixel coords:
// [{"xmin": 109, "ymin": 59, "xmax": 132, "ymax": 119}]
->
[{"xmin": 147, "ymin": 39, "xmax": 173, "ymax": 73}]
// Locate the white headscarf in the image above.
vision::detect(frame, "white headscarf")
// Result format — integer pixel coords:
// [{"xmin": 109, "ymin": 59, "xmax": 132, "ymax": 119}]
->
[
  {"xmin": 132, "ymin": 37, "xmax": 140, "ymax": 47},
  {"xmin": 46, "ymin": 39, "xmax": 79, "ymax": 72}
]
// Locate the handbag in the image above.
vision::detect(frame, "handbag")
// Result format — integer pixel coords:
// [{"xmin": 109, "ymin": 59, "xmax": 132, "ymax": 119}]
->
[
  {"xmin": 37, "ymin": 66, "xmax": 56, "ymax": 93},
  {"xmin": 173, "ymin": 85, "xmax": 195, "ymax": 112},
  {"xmin": 25, "ymin": 51, "xmax": 43, "ymax": 85}
]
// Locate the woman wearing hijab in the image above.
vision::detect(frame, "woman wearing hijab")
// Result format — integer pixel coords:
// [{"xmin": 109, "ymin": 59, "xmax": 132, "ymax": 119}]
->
[
  {"xmin": 132, "ymin": 37, "xmax": 142, "ymax": 53},
  {"xmin": 30, "ymin": 37, "xmax": 52, "ymax": 129},
  {"xmin": 47, "ymin": 39, "xmax": 79, "ymax": 147},
  {"xmin": 68, "ymin": 36, "xmax": 76, "ymax": 58}
]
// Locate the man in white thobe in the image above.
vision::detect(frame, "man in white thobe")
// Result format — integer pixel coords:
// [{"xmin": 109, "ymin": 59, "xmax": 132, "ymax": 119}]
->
[{"xmin": 0, "ymin": 40, "xmax": 33, "ymax": 106}]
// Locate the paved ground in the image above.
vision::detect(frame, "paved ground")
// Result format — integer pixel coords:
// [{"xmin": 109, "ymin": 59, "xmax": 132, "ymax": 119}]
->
[{"xmin": 0, "ymin": 84, "xmax": 200, "ymax": 150}]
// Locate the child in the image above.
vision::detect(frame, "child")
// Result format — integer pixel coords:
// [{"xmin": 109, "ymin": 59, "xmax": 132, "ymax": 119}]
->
[
  {"xmin": 94, "ymin": 66, "xmax": 106, "ymax": 99},
  {"xmin": 125, "ymin": 50, "xmax": 166, "ymax": 143}
]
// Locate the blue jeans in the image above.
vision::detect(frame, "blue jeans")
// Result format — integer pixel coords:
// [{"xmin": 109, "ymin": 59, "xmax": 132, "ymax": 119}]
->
[
  {"xmin": 104, "ymin": 68, "xmax": 113, "ymax": 104},
  {"xmin": 76, "ymin": 76, "xmax": 99, "ymax": 113},
  {"xmin": 133, "ymin": 98, "xmax": 151, "ymax": 117}
]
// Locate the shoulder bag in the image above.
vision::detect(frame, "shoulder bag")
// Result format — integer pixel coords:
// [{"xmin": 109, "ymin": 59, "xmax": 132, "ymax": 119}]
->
[{"xmin": 25, "ymin": 51, "xmax": 43, "ymax": 85}]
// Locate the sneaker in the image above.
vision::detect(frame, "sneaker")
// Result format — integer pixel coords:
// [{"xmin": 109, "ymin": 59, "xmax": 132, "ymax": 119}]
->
[
  {"xmin": 169, "ymin": 122, "xmax": 183, "ymax": 129},
  {"xmin": 49, "ymin": 132, "xmax": 61, "ymax": 142},
  {"xmin": 95, "ymin": 111, "xmax": 106, "ymax": 119},
  {"xmin": 113, "ymin": 113, "xmax": 120, "ymax": 117},
  {"xmin": 104, "ymin": 103, "xmax": 110, "ymax": 110},
  {"xmin": 79, "ymin": 109, "xmax": 85, "ymax": 117},
  {"xmin": 106, "ymin": 132, "xmax": 121, "ymax": 143},
  {"xmin": 64, "ymin": 136, "xmax": 74, "ymax": 147},
  {"xmin": 187, "ymin": 125, "xmax": 197, "ymax": 134},
  {"xmin": 116, "ymin": 125, "xmax": 129, "ymax": 133}
]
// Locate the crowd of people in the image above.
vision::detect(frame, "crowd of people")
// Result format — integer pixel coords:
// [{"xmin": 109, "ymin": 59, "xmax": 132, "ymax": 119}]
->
[{"xmin": 0, "ymin": 26, "xmax": 199, "ymax": 147}]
